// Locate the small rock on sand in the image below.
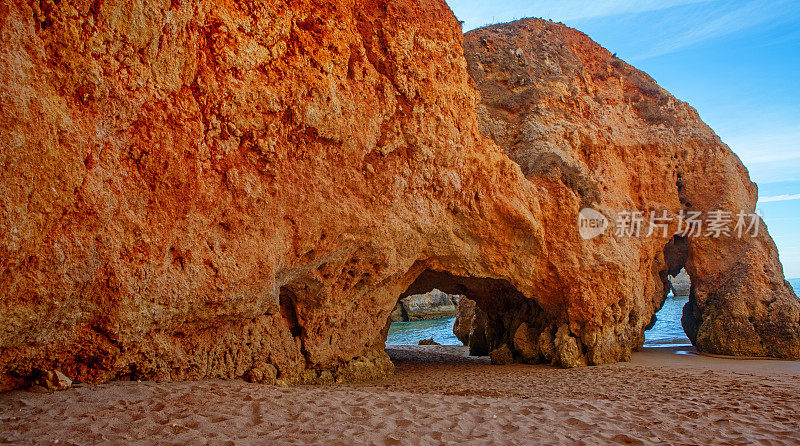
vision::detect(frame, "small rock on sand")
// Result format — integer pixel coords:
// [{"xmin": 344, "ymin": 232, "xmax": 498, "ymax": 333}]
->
[
  {"xmin": 36, "ymin": 370, "xmax": 72, "ymax": 391},
  {"xmin": 490, "ymin": 344, "xmax": 514, "ymax": 365}
]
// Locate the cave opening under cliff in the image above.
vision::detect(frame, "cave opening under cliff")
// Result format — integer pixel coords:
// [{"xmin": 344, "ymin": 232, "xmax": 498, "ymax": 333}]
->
[
  {"xmin": 384, "ymin": 269, "xmax": 481, "ymax": 349},
  {"xmin": 649, "ymin": 236, "xmax": 695, "ymax": 348},
  {"xmin": 383, "ymin": 268, "xmax": 550, "ymax": 364},
  {"xmin": 645, "ymin": 268, "xmax": 693, "ymax": 347}
]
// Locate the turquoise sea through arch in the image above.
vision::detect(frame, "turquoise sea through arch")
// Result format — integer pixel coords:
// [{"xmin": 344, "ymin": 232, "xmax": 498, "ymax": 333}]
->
[
  {"xmin": 386, "ymin": 294, "xmax": 693, "ymax": 347},
  {"xmin": 388, "ymin": 279, "xmax": 800, "ymax": 348},
  {"xmin": 386, "ymin": 281, "xmax": 800, "ymax": 347},
  {"xmin": 387, "ymin": 280, "xmax": 800, "ymax": 347}
]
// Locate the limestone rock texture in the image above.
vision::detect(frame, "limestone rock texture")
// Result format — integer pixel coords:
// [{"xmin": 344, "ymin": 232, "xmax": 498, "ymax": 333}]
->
[
  {"xmin": 1, "ymin": 1, "xmax": 798, "ymax": 391},
  {"xmin": 388, "ymin": 302, "xmax": 406, "ymax": 323},
  {"xmin": 464, "ymin": 18, "xmax": 800, "ymax": 364},
  {"xmin": 669, "ymin": 269, "xmax": 691, "ymax": 298},
  {"xmin": 452, "ymin": 295, "xmax": 477, "ymax": 344},
  {"xmin": 399, "ymin": 289, "xmax": 458, "ymax": 321},
  {"xmin": 36, "ymin": 370, "xmax": 72, "ymax": 392},
  {"xmin": 0, "ymin": 0, "xmax": 543, "ymax": 391},
  {"xmin": 388, "ymin": 289, "xmax": 458, "ymax": 322}
]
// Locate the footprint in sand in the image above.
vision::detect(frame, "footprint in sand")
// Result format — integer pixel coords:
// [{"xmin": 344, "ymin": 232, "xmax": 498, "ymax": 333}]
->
[
  {"xmin": 610, "ymin": 433, "xmax": 645, "ymax": 445},
  {"xmin": 383, "ymin": 434, "xmax": 402, "ymax": 445},
  {"xmin": 565, "ymin": 417, "xmax": 593, "ymax": 429},
  {"xmin": 251, "ymin": 401, "xmax": 262, "ymax": 425}
]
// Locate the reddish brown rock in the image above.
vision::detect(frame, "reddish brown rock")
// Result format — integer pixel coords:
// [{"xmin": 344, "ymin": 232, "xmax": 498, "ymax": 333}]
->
[
  {"xmin": 489, "ymin": 344, "xmax": 513, "ymax": 365},
  {"xmin": 399, "ymin": 289, "xmax": 458, "ymax": 321},
  {"xmin": 464, "ymin": 18, "xmax": 800, "ymax": 364},
  {"xmin": 35, "ymin": 370, "xmax": 72, "ymax": 392},
  {"xmin": 1, "ymin": 2, "xmax": 797, "ymax": 392},
  {"xmin": 0, "ymin": 0, "xmax": 543, "ymax": 390},
  {"xmin": 453, "ymin": 296, "xmax": 477, "ymax": 345}
]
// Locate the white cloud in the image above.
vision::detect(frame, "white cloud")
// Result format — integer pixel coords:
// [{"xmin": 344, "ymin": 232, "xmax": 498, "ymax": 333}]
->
[
  {"xmin": 721, "ymin": 125, "xmax": 800, "ymax": 184},
  {"xmin": 744, "ymin": 153, "xmax": 800, "ymax": 164},
  {"xmin": 758, "ymin": 194, "xmax": 800, "ymax": 203},
  {"xmin": 635, "ymin": 0, "xmax": 799, "ymax": 59},
  {"xmin": 449, "ymin": 0, "xmax": 713, "ymax": 30}
]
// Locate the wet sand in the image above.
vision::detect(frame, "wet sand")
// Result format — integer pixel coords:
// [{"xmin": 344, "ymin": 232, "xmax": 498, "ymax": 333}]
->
[{"xmin": 2, "ymin": 346, "xmax": 799, "ymax": 444}]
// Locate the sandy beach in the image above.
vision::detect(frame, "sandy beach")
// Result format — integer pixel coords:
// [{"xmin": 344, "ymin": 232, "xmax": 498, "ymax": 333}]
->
[{"xmin": 2, "ymin": 346, "xmax": 799, "ymax": 445}]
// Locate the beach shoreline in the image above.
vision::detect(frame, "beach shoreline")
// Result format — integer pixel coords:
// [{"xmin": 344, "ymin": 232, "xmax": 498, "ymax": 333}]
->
[{"xmin": 2, "ymin": 345, "xmax": 799, "ymax": 444}]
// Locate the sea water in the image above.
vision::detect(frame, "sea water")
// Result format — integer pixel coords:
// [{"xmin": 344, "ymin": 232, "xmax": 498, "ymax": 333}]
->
[
  {"xmin": 387, "ymin": 279, "xmax": 800, "ymax": 348},
  {"xmin": 387, "ymin": 294, "xmax": 693, "ymax": 347},
  {"xmin": 386, "ymin": 317, "xmax": 461, "ymax": 345},
  {"xmin": 644, "ymin": 294, "xmax": 691, "ymax": 347}
]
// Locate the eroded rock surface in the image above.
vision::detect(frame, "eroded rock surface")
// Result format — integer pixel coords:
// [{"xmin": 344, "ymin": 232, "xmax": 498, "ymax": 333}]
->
[
  {"xmin": 0, "ymin": 0, "xmax": 544, "ymax": 391},
  {"xmin": 453, "ymin": 296, "xmax": 477, "ymax": 344},
  {"xmin": 1, "ymin": 3, "xmax": 798, "ymax": 391},
  {"xmin": 398, "ymin": 289, "xmax": 458, "ymax": 321},
  {"xmin": 389, "ymin": 302, "xmax": 406, "ymax": 323},
  {"xmin": 669, "ymin": 270, "xmax": 691, "ymax": 298},
  {"xmin": 465, "ymin": 18, "xmax": 800, "ymax": 364},
  {"xmin": 35, "ymin": 370, "xmax": 72, "ymax": 392}
]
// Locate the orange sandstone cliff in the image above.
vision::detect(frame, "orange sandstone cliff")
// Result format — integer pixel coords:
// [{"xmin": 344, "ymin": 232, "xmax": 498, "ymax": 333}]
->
[
  {"xmin": 0, "ymin": 0, "xmax": 544, "ymax": 391},
  {"xmin": 464, "ymin": 19, "xmax": 800, "ymax": 364},
  {"xmin": 0, "ymin": 2, "xmax": 797, "ymax": 391}
]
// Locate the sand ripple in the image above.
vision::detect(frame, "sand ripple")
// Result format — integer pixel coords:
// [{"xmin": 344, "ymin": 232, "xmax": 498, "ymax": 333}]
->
[{"xmin": 2, "ymin": 346, "xmax": 799, "ymax": 444}]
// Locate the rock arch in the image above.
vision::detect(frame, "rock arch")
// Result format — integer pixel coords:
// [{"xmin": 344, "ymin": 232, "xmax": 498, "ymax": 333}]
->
[
  {"xmin": 0, "ymin": 1, "xmax": 797, "ymax": 391},
  {"xmin": 464, "ymin": 17, "xmax": 800, "ymax": 364}
]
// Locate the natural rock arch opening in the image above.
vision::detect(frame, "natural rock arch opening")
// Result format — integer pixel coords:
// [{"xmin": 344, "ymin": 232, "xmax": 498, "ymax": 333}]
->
[
  {"xmin": 645, "ymin": 266, "xmax": 693, "ymax": 347},
  {"xmin": 464, "ymin": 16, "xmax": 799, "ymax": 364},
  {"xmin": 383, "ymin": 268, "xmax": 567, "ymax": 366},
  {"xmin": 652, "ymin": 236, "xmax": 697, "ymax": 348},
  {"xmin": 385, "ymin": 288, "xmax": 462, "ymax": 346},
  {"xmin": 383, "ymin": 237, "xmax": 708, "ymax": 371}
]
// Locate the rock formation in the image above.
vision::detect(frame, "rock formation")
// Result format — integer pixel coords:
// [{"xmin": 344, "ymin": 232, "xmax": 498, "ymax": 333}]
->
[
  {"xmin": 453, "ymin": 296, "xmax": 477, "ymax": 344},
  {"xmin": 464, "ymin": 18, "xmax": 800, "ymax": 364},
  {"xmin": 35, "ymin": 370, "xmax": 73, "ymax": 392},
  {"xmin": 389, "ymin": 302, "xmax": 406, "ymax": 323},
  {"xmin": 452, "ymin": 295, "xmax": 492, "ymax": 355},
  {"xmin": 669, "ymin": 270, "xmax": 691, "ymax": 298},
  {"xmin": 0, "ymin": 0, "xmax": 545, "ymax": 391},
  {"xmin": 391, "ymin": 289, "xmax": 459, "ymax": 322},
  {"xmin": 489, "ymin": 344, "xmax": 514, "ymax": 365},
  {"xmin": 1, "ymin": 1, "xmax": 798, "ymax": 391}
]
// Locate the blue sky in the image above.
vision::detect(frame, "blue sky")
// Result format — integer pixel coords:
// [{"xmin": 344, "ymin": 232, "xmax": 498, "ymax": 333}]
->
[{"xmin": 449, "ymin": 0, "xmax": 800, "ymax": 278}]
